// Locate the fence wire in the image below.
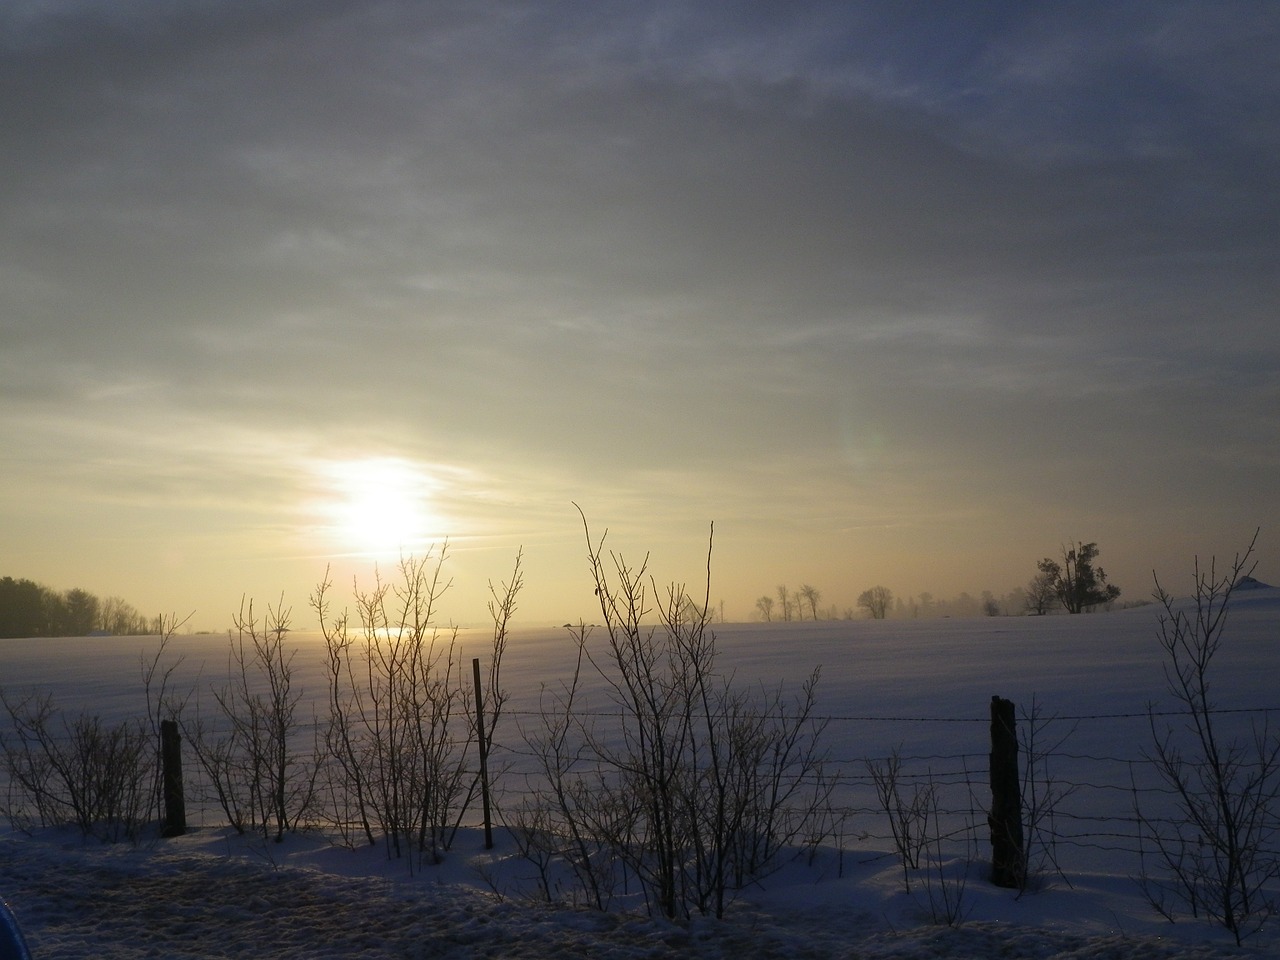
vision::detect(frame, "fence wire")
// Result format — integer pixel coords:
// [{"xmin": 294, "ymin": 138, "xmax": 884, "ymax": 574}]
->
[{"xmin": 3, "ymin": 701, "xmax": 1279, "ymax": 883}]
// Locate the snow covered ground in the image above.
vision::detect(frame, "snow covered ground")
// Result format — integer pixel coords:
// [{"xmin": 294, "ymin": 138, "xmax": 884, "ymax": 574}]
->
[
  {"xmin": 0, "ymin": 822, "xmax": 1265, "ymax": 960},
  {"xmin": 2, "ymin": 582, "xmax": 1277, "ymax": 958}
]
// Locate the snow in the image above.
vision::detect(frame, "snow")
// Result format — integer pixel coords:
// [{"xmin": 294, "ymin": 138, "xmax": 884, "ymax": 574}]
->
[
  {"xmin": 1, "ymin": 825, "xmax": 1261, "ymax": 959},
  {"xmin": 2, "ymin": 587, "xmax": 1278, "ymax": 959}
]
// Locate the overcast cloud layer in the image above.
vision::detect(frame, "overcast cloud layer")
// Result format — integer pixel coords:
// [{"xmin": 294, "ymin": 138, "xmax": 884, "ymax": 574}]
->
[{"xmin": 2, "ymin": 1, "xmax": 1277, "ymax": 625}]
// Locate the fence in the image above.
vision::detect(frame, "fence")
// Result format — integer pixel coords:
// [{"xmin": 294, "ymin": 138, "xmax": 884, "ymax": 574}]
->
[
  {"xmin": 3, "ymin": 690, "xmax": 1279, "ymax": 886},
  {"xmin": 480, "ymin": 698, "xmax": 1280, "ymax": 880}
]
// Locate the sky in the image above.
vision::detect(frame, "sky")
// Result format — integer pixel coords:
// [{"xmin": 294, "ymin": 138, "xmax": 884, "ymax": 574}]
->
[{"xmin": 2, "ymin": 0, "xmax": 1277, "ymax": 630}]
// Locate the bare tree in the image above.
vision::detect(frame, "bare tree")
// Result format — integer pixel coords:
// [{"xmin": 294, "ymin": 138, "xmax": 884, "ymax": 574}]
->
[
  {"xmin": 100, "ymin": 596, "xmax": 151, "ymax": 635},
  {"xmin": 857, "ymin": 585, "xmax": 893, "ymax": 620},
  {"xmin": 1024, "ymin": 569, "xmax": 1058, "ymax": 615},
  {"xmin": 754, "ymin": 595, "xmax": 774, "ymax": 622},
  {"xmin": 798, "ymin": 584, "xmax": 822, "ymax": 620},
  {"xmin": 776, "ymin": 585, "xmax": 792, "ymax": 622}
]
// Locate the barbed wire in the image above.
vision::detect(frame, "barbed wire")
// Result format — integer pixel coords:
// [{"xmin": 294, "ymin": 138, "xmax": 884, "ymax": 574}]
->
[{"xmin": 4, "ymin": 698, "xmax": 1278, "ymax": 870}]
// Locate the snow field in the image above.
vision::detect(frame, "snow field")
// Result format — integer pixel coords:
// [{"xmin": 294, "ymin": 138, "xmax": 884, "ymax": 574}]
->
[{"xmin": 1, "ymin": 587, "xmax": 1277, "ymax": 957}]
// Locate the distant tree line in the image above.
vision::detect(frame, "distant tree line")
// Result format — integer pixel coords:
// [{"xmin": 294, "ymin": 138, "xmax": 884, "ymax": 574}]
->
[
  {"xmin": 755, "ymin": 539, "xmax": 1127, "ymax": 622},
  {"xmin": 757, "ymin": 583, "xmax": 1005, "ymax": 622},
  {"xmin": 0, "ymin": 576, "xmax": 160, "ymax": 638},
  {"xmin": 755, "ymin": 584, "xmax": 826, "ymax": 622}
]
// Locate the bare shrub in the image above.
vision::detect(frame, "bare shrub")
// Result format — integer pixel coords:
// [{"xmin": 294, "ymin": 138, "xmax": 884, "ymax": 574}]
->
[
  {"xmin": 1017, "ymin": 696, "xmax": 1077, "ymax": 896},
  {"xmin": 919, "ymin": 773, "xmax": 974, "ymax": 928},
  {"xmin": 140, "ymin": 613, "xmax": 193, "ymax": 828},
  {"xmin": 452, "ymin": 551, "xmax": 521, "ymax": 847},
  {"xmin": 312, "ymin": 546, "xmax": 519, "ymax": 871},
  {"xmin": 0, "ymin": 691, "xmax": 151, "ymax": 843},
  {"xmin": 1, "ymin": 613, "xmax": 192, "ymax": 843},
  {"xmin": 509, "ymin": 640, "xmax": 618, "ymax": 909},
  {"xmin": 867, "ymin": 748, "xmax": 934, "ymax": 892},
  {"xmin": 182, "ymin": 597, "xmax": 319, "ymax": 842},
  {"xmin": 513, "ymin": 510, "xmax": 831, "ymax": 919},
  {"xmin": 1137, "ymin": 531, "xmax": 1279, "ymax": 944},
  {"xmin": 312, "ymin": 579, "xmax": 374, "ymax": 849}
]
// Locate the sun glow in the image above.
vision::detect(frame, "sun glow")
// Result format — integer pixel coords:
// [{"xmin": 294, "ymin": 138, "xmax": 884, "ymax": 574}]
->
[{"xmin": 320, "ymin": 457, "xmax": 441, "ymax": 557}]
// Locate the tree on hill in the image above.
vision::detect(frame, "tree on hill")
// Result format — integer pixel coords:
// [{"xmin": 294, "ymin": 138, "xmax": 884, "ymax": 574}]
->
[
  {"xmin": 1024, "ymin": 568, "xmax": 1058, "ymax": 615},
  {"xmin": 1036, "ymin": 541, "xmax": 1121, "ymax": 614},
  {"xmin": 776, "ymin": 584, "xmax": 792, "ymax": 621},
  {"xmin": 857, "ymin": 585, "xmax": 893, "ymax": 620},
  {"xmin": 798, "ymin": 584, "xmax": 823, "ymax": 620},
  {"xmin": 0, "ymin": 576, "xmax": 156, "ymax": 638},
  {"xmin": 0, "ymin": 577, "xmax": 46, "ymax": 638},
  {"xmin": 755, "ymin": 595, "xmax": 775, "ymax": 621},
  {"xmin": 52, "ymin": 587, "xmax": 101, "ymax": 636}
]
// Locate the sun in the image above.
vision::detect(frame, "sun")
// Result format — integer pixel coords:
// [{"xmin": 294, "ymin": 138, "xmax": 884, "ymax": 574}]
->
[{"xmin": 320, "ymin": 457, "xmax": 440, "ymax": 557}]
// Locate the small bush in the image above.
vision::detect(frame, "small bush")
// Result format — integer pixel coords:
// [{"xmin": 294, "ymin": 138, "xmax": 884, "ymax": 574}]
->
[{"xmin": 0, "ymin": 690, "xmax": 152, "ymax": 843}]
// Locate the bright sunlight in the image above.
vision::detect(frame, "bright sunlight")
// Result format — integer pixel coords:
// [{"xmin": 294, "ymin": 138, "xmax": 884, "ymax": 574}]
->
[{"xmin": 318, "ymin": 457, "xmax": 441, "ymax": 557}]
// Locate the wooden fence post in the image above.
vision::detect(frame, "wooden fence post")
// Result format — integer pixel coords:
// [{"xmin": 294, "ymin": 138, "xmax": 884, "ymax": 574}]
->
[
  {"xmin": 472, "ymin": 657, "xmax": 494, "ymax": 850},
  {"xmin": 988, "ymin": 695, "xmax": 1023, "ymax": 887},
  {"xmin": 159, "ymin": 718, "xmax": 186, "ymax": 838}
]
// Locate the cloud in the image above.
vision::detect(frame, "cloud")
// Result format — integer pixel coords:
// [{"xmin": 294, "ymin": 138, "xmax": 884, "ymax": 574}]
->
[{"xmin": 1, "ymin": 2, "xmax": 1276, "ymax": 618}]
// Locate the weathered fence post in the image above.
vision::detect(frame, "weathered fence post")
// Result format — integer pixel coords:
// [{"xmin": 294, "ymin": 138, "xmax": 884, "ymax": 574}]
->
[
  {"xmin": 159, "ymin": 718, "xmax": 186, "ymax": 838},
  {"xmin": 988, "ymin": 695, "xmax": 1023, "ymax": 887},
  {"xmin": 472, "ymin": 657, "xmax": 494, "ymax": 850}
]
